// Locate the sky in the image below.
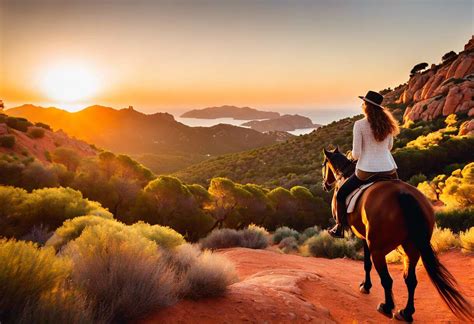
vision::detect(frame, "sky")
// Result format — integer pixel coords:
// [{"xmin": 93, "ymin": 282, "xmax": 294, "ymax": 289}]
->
[{"xmin": 0, "ymin": 0, "xmax": 473, "ymax": 113}]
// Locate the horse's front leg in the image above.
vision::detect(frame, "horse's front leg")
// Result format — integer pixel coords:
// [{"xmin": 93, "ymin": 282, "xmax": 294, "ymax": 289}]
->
[{"xmin": 359, "ymin": 240, "xmax": 372, "ymax": 294}]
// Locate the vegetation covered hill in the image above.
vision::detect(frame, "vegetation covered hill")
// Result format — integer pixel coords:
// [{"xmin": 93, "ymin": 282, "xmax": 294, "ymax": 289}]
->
[{"xmin": 6, "ymin": 104, "xmax": 293, "ymax": 156}]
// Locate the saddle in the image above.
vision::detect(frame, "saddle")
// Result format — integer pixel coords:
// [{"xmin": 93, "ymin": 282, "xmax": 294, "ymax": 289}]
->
[{"xmin": 345, "ymin": 173, "xmax": 399, "ymax": 213}]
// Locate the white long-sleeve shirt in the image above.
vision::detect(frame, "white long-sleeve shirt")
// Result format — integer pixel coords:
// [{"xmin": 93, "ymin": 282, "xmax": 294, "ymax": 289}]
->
[{"xmin": 351, "ymin": 118, "xmax": 397, "ymax": 172}]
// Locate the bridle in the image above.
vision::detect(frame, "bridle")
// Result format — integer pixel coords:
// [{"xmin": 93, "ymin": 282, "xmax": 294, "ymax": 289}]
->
[{"xmin": 322, "ymin": 156, "xmax": 354, "ymax": 192}]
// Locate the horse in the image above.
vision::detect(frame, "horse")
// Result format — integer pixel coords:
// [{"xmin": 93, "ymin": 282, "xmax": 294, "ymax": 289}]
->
[{"xmin": 321, "ymin": 147, "xmax": 472, "ymax": 322}]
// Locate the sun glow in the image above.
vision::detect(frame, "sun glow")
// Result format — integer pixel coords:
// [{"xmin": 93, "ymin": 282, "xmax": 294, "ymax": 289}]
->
[{"xmin": 40, "ymin": 62, "xmax": 101, "ymax": 104}]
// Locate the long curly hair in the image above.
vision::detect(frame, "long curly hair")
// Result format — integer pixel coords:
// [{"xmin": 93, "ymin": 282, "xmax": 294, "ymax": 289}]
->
[{"xmin": 363, "ymin": 102, "xmax": 400, "ymax": 141}]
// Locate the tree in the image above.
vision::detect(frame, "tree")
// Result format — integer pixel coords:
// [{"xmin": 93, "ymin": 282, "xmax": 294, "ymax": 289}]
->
[
  {"xmin": 442, "ymin": 51, "xmax": 457, "ymax": 62},
  {"xmin": 52, "ymin": 147, "xmax": 81, "ymax": 172},
  {"xmin": 410, "ymin": 62, "xmax": 429, "ymax": 76}
]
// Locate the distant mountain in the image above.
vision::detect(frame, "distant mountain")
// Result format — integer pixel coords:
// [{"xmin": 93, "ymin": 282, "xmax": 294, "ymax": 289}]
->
[
  {"xmin": 6, "ymin": 105, "xmax": 293, "ymax": 156},
  {"xmin": 180, "ymin": 105, "xmax": 280, "ymax": 120},
  {"xmin": 241, "ymin": 114, "xmax": 321, "ymax": 132}
]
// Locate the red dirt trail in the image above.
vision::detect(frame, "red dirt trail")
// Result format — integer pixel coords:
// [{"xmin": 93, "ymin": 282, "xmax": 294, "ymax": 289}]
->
[{"xmin": 144, "ymin": 248, "xmax": 473, "ymax": 323}]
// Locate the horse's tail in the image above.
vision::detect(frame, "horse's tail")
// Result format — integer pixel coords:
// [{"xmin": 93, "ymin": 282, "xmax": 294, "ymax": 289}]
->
[{"xmin": 399, "ymin": 192, "xmax": 472, "ymax": 320}]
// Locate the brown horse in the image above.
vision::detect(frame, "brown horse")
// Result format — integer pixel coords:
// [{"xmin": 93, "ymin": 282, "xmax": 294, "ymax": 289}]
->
[{"xmin": 321, "ymin": 147, "xmax": 472, "ymax": 322}]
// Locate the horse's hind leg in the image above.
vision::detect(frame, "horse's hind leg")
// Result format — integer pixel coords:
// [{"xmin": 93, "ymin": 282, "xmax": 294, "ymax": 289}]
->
[
  {"xmin": 360, "ymin": 240, "xmax": 372, "ymax": 294},
  {"xmin": 394, "ymin": 242, "xmax": 420, "ymax": 323},
  {"xmin": 372, "ymin": 250, "xmax": 395, "ymax": 318}
]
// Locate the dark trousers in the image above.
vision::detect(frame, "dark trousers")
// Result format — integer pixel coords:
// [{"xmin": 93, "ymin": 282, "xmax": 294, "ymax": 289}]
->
[
  {"xmin": 335, "ymin": 170, "xmax": 398, "ymax": 226},
  {"xmin": 335, "ymin": 174, "xmax": 367, "ymax": 226}
]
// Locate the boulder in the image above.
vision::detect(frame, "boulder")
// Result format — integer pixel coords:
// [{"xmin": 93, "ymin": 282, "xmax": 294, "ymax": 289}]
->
[
  {"xmin": 0, "ymin": 123, "xmax": 8, "ymax": 136},
  {"xmin": 443, "ymin": 86, "xmax": 464, "ymax": 116},
  {"xmin": 459, "ymin": 120, "xmax": 474, "ymax": 136},
  {"xmin": 453, "ymin": 56, "xmax": 473, "ymax": 79}
]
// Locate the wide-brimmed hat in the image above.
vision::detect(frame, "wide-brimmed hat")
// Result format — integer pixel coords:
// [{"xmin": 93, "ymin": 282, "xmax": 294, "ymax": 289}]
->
[{"xmin": 359, "ymin": 90, "xmax": 384, "ymax": 108}]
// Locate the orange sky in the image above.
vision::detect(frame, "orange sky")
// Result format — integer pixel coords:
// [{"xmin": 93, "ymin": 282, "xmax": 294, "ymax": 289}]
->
[{"xmin": 1, "ymin": 0, "xmax": 473, "ymax": 113}]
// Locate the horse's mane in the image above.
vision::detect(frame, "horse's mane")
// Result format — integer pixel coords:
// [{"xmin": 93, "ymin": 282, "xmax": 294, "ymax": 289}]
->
[{"xmin": 327, "ymin": 151, "xmax": 356, "ymax": 176}]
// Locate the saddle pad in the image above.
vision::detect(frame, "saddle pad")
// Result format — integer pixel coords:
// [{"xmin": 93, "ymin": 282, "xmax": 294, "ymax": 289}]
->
[{"xmin": 346, "ymin": 182, "xmax": 374, "ymax": 213}]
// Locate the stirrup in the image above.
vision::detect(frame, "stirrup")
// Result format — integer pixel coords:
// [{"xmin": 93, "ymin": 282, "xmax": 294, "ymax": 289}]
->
[{"xmin": 329, "ymin": 224, "xmax": 345, "ymax": 238}]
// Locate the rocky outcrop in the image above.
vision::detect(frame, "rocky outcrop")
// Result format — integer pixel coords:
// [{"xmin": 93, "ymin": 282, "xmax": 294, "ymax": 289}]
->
[
  {"xmin": 459, "ymin": 119, "xmax": 474, "ymax": 136},
  {"xmin": 384, "ymin": 36, "xmax": 474, "ymax": 123}
]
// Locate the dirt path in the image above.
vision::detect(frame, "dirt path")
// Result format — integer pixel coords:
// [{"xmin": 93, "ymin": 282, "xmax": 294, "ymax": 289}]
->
[{"xmin": 144, "ymin": 248, "xmax": 473, "ymax": 323}]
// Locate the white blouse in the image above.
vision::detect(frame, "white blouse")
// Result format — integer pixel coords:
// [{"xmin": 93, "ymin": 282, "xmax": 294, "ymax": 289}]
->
[{"xmin": 351, "ymin": 118, "xmax": 397, "ymax": 172}]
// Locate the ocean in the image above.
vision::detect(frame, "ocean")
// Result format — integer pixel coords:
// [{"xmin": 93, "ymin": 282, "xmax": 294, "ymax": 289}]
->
[{"xmin": 174, "ymin": 107, "xmax": 361, "ymax": 136}]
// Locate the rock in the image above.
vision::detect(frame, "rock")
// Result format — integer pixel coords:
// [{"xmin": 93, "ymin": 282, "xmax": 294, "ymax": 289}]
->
[
  {"xmin": 454, "ymin": 56, "xmax": 473, "ymax": 79},
  {"xmin": 443, "ymin": 86, "xmax": 464, "ymax": 116},
  {"xmin": 459, "ymin": 120, "xmax": 474, "ymax": 136},
  {"xmin": 468, "ymin": 108, "xmax": 474, "ymax": 117}
]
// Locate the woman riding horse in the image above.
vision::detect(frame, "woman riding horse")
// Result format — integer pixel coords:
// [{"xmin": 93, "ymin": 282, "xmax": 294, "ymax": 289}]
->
[
  {"xmin": 321, "ymin": 91, "xmax": 472, "ymax": 322},
  {"xmin": 329, "ymin": 90, "xmax": 399, "ymax": 238}
]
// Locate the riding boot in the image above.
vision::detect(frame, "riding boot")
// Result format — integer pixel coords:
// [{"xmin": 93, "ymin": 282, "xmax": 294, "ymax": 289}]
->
[{"xmin": 329, "ymin": 201, "xmax": 348, "ymax": 238}]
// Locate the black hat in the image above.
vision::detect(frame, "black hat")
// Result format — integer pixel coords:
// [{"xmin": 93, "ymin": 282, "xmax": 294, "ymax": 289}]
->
[{"xmin": 359, "ymin": 91, "xmax": 384, "ymax": 108}]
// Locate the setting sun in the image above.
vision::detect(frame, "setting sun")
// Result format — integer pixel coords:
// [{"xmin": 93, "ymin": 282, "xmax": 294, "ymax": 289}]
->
[{"xmin": 39, "ymin": 63, "xmax": 100, "ymax": 103}]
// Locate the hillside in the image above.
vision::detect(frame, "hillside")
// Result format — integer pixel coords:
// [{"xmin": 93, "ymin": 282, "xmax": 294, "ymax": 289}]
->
[
  {"xmin": 0, "ymin": 113, "xmax": 96, "ymax": 162},
  {"xmin": 173, "ymin": 38, "xmax": 474, "ymax": 189},
  {"xmin": 180, "ymin": 105, "xmax": 280, "ymax": 120},
  {"xmin": 241, "ymin": 114, "xmax": 321, "ymax": 132},
  {"xmin": 144, "ymin": 248, "xmax": 473, "ymax": 323},
  {"xmin": 6, "ymin": 105, "xmax": 293, "ymax": 156}
]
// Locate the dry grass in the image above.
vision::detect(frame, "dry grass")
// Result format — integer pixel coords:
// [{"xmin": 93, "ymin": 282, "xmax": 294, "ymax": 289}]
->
[
  {"xmin": 0, "ymin": 239, "xmax": 72, "ymax": 322},
  {"xmin": 64, "ymin": 224, "xmax": 176, "ymax": 323},
  {"xmin": 460, "ymin": 227, "xmax": 474, "ymax": 253},
  {"xmin": 431, "ymin": 227, "xmax": 460, "ymax": 253}
]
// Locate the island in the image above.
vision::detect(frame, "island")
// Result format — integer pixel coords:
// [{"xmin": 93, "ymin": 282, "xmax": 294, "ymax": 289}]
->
[
  {"xmin": 180, "ymin": 105, "xmax": 280, "ymax": 120},
  {"xmin": 241, "ymin": 114, "xmax": 321, "ymax": 132}
]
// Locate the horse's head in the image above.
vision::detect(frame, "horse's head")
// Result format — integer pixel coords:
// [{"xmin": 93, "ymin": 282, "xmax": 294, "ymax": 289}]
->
[{"xmin": 322, "ymin": 147, "xmax": 355, "ymax": 192}]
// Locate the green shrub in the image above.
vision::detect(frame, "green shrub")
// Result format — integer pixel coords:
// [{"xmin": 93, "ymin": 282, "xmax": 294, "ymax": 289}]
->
[
  {"xmin": 435, "ymin": 208, "xmax": 474, "ymax": 233},
  {"xmin": 6, "ymin": 117, "xmax": 32, "ymax": 132},
  {"xmin": 0, "ymin": 135, "xmax": 15, "ymax": 148},
  {"xmin": 131, "ymin": 221, "xmax": 185, "ymax": 249},
  {"xmin": 272, "ymin": 226, "xmax": 299, "ymax": 244},
  {"xmin": 46, "ymin": 215, "xmax": 121, "ymax": 251},
  {"xmin": 200, "ymin": 227, "xmax": 268, "ymax": 250},
  {"xmin": 64, "ymin": 224, "xmax": 176, "ymax": 322},
  {"xmin": 240, "ymin": 228, "xmax": 269, "ymax": 249},
  {"xmin": 247, "ymin": 223, "xmax": 269, "ymax": 236},
  {"xmin": 278, "ymin": 236, "xmax": 299, "ymax": 253},
  {"xmin": 305, "ymin": 231, "xmax": 359, "ymax": 259},
  {"xmin": 299, "ymin": 226, "xmax": 321, "ymax": 243},
  {"xmin": 460, "ymin": 227, "xmax": 474, "ymax": 253},
  {"xmin": 0, "ymin": 239, "xmax": 71, "ymax": 322},
  {"xmin": 34, "ymin": 122, "xmax": 52, "ymax": 130},
  {"xmin": 28, "ymin": 126, "xmax": 46, "ymax": 139}
]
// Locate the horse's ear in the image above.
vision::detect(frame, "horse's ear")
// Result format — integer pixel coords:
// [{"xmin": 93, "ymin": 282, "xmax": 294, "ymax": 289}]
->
[
  {"xmin": 323, "ymin": 148, "xmax": 330, "ymax": 157},
  {"xmin": 334, "ymin": 146, "xmax": 340, "ymax": 153}
]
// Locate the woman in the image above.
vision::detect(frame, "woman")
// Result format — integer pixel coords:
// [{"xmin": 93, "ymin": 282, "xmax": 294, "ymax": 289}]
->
[{"xmin": 329, "ymin": 90, "xmax": 400, "ymax": 238}]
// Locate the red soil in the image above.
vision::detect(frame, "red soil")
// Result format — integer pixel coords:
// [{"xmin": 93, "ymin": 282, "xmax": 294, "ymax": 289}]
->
[{"xmin": 144, "ymin": 248, "xmax": 473, "ymax": 324}]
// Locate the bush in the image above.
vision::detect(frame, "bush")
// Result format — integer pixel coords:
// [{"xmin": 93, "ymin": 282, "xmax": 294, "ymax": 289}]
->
[
  {"xmin": 28, "ymin": 126, "xmax": 46, "ymax": 139},
  {"xmin": 0, "ymin": 134, "xmax": 15, "ymax": 148},
  {"xmin": 430, "ymin": 227, "xmax": 459, "ymax": 253},
  {"xmin": 131, "ymin": 221, "xmax": 185, "ymax": 249},
  {"xmin": 200, "ymin": 228, "xmax": 241, "ymax": 250},
  {"xmin": 0, "ymin": 239, "xmax": 71, "ymax": 322},
  {"xmin": 278, "ymin": 236, "xmax": 299, "ymax": 253},
  {"xmin": 247, "ymin": 223, "xmax": 269, "ymax": 236},
  {"xmin": 305, "ymin": 231, "xmax": 359, "ymax": 259},
  {"xmin": 64, "ymin": 224, "xmax": 176, "ymax": 322},
  {"xmin": 299, "ymin": 226, "xmax": 321, "ymax": 243},
  {"xmin": 386, "ymin": 248, "xmax": 404, "ymax": 264},
  {"xmin": 200, "ymin": 227, "xmax": 268, "ymax": 250},
  {"xmin": 34, "ymin": 122, "xmax": 52, "ymax": 130},
  {"xmin": 240, "ymin": 228, "xmax": 269, "ymax": 249},
  {"xmin": 435, "ymin": 208, "xmax": 474, "ymax": 233},
  {"xmin": 6, "ymin": 117, "xmax": 32, "ymax": 132},
  {"xmin": 272, "ymin": 226, "xmax": 299, "ymax": 244},
  {"xmin": 46, "ymin": 216, "xmax": 121, "ymax": 251},
  {"xmin": 460, "ymin": 227, "xmax": 474, "ymax": 253},
  {"xmin": 178, "ymin": 248, "xmax": 237, "ymax": 299}
]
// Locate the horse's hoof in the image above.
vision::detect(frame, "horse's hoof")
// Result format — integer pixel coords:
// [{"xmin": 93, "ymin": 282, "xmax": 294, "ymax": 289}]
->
[
  {"xmin": 359, "ymin": 285, "xmax": 370, "ymax": 294},
  {"xmin": 376, "ymin": 303, "xmax": 393, "ymax": 319},
  {"xmin": 394, "ymin": 309, "xmax": 413, "ymax": 323}
]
